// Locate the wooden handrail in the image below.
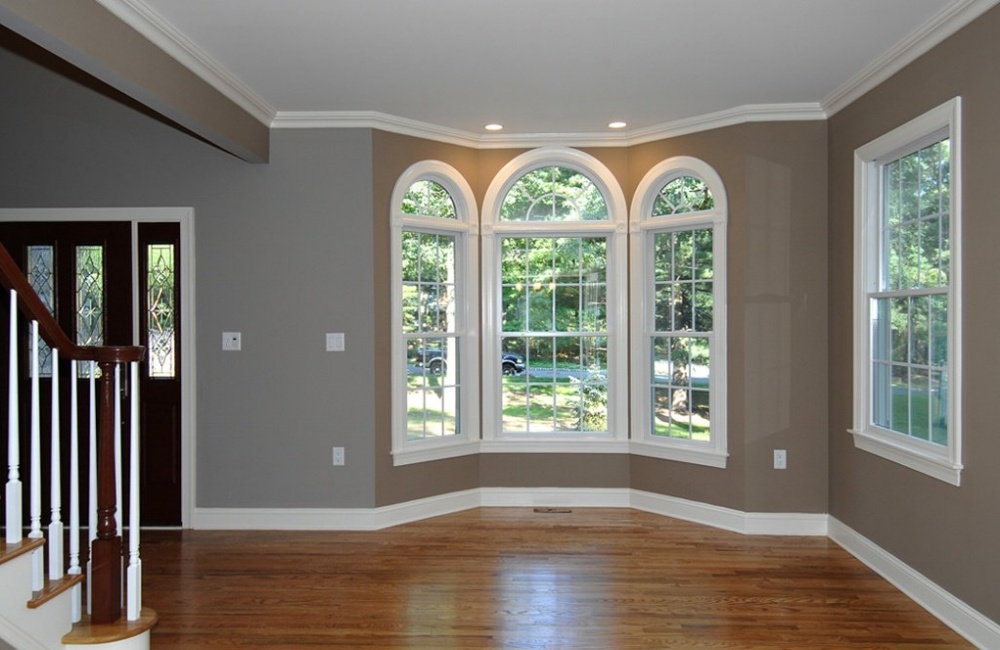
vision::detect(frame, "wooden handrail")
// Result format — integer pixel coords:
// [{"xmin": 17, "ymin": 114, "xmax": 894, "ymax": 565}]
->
[{"xmin": 0, "ymin": 239, "xmax": 144, "ymax": 625}]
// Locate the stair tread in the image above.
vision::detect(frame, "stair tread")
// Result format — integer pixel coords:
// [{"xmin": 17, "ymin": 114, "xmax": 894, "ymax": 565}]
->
[
  {"xmin": 63, "ymin": 608, "xmax": 158, "ymax": 645},
  {"xmin": 0, "ymin": 537, "xmax": 45, "ymax": 567},
  {"xmin": 28, "ymin": 572, "xmax": 86, "ymax": 609}
]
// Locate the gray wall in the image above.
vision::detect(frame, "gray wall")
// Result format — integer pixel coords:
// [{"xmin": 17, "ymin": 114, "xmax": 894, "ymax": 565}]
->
[
  {"xmin": 827, "ymin": 5, "xmax": 1000, "ymax": 624},
  {"xmin": 0, "ymin": 34, "xmax": 377, "ymax": 509}
]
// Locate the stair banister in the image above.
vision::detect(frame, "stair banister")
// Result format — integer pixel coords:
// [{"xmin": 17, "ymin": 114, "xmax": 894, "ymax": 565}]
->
[
  {"xmin": 0, "ymin": 242, "xmax": 144, "ymax": 627},
  {"xmin": 5, "ymin": 289, "xmax": 21, "ymax": 544}
]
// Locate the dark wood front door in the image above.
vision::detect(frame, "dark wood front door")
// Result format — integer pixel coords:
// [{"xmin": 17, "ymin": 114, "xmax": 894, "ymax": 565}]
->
[{"xmin": 0, "ymin": 220, "xmax": 182, "ymax": 526}]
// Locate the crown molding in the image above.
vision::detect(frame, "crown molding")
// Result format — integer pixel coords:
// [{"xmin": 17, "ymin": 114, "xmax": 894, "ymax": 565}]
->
[
  {"xmin": 272, "ymin": 103, "xmax": 827, "ymax": 149},
  {"xmin": 823, "ymin": 0, "xmax": 1000, "ymax": 116},
  {"xmin": 97, "ymin": 0, "xmax": 998, "ymax": 147},
  {"xmin": 94, "ymin": 0, "xmax": 276, "ymax": 126}
]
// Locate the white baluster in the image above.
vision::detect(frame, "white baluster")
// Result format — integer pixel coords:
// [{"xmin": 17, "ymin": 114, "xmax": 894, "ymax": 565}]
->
[
  {"xmin": 48, "ymin": 348, "xmax": 64, "ymax": 579},
  {"xmin": 5, "ymin": 289, "xmax": 22, "ymax": 544},
  {"xmin": 28, "ymin": 321, "xmax": 43, "ymax": 591},
  {"xmin": 68, "ymin": 359, "xmax": 82, "ymax": 622},
  {"xmin": 126, "ymin": 361, "xmax": 142, "ymax": 620},
  {"xmin": 114, "ymin": 364, "xmax": 122, "ymax": 540},
  {"xmin": 86, "ymin": 360, "xmax": 97, "ymax": 615}
]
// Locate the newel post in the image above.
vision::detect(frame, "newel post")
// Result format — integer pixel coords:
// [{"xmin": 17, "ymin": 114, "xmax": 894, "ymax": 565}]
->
[{"xmin": 90, "ymin": 358, "xmax": 122, "ymax": 624}]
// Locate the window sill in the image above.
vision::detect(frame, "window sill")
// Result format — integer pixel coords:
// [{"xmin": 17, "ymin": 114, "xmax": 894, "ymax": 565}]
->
[
  {"xmin": 630, "ymin": 440, "xmax": 728, "ymax": 468},
  {"xmin": 392, "ymin": 439, "xmax": 481, "ymax": 466},
  {"xmin": 849, "ymin": 428, "xmax": 962, "ymax": 486}
]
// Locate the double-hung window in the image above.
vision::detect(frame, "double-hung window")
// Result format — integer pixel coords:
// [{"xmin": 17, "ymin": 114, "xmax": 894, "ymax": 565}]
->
[
  {"xmin": 630, "ymin": 157, "xmax": 728, "ymax": 467},
  {"xmin": 852, "ymin": 98, "xmax": 962, "ymax": 485},
  {"xmin": 391, "ymin": 161, "xmax": 479, "ymax": 465},
  {"xmin": 481, "ymin": 148, "xmax": 628, "ymax": 452}
]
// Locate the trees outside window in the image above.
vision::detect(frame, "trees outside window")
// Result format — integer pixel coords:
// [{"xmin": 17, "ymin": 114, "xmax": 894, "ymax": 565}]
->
[
  {"xmin": 630, "ymin": 157, "xmax": 728, "ymax": 467},
  {"xmin": 391, "ymin": 162, "xmax": 479, "ymax": 465},
  {"xmin": 852, "ymin": 98, "xmax": 962, "ymax": 485},
  {"xmin": 481, "ymin": 149, "xmax": 628, "ymax": 452}
]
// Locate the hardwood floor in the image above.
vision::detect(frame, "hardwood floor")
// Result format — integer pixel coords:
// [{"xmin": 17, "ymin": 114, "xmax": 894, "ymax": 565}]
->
[{"xmin": 140, "ymin": 508, "xmax": 972, "ymax": 649}]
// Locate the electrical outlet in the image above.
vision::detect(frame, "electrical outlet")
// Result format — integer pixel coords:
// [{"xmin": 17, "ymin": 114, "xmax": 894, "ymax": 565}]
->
[
  {"xmin": 773, "ymin": 449, "xmax": 787, "ymax": 470},
  {"xmin": 332, "ymin": 446, "xmax": 345, "ymax": 466}
]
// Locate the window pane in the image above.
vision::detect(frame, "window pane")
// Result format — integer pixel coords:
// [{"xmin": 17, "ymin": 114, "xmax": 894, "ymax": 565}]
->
[
  {"xmin": 26, "ymin": 245, "xmax": 54, "ymax": 377},
  {"xmin": 405, "ymin": 336, "xmax": 460, "ymax": 440},
  {"xmin": 651, "ymin": 175, "xmax": 714, "ymax": 216},
  {"xmin": 146, "ymin": 244, "xmax": 176, "ymax": 378},
  {"xmin": 402, "ymin": 180, "xmax": 457, "ymax": 219},
  {"xmin": 401, "ymin": 231, "xmax": 456, "ymax": 335},
  {"xmin": 651, "ymin": 335, "xmax": 711, "ymax": 441},
  {"xmin": 500, "ymin": 166, "xmax": 608, "ymax": 222}
]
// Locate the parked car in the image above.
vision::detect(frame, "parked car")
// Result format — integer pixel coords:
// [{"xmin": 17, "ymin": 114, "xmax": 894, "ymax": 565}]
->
[{"xmin": 410, "ymin": 348, "xmax": 526, "ymax": 376}]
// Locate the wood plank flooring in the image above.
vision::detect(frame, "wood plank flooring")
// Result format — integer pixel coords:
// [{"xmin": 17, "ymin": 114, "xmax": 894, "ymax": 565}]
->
[{"xmin": 140, "ymin": 508, "xmax": 972, "ymax": 649}]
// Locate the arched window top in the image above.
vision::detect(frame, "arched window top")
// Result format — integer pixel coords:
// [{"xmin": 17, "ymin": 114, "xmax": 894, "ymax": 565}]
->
[
  {"xmin": 632, "ymin": 156, "xmax": 727, "ymax": 225},
  {"xmin": 652, "ymin": 175, "xmax": 714, "ymax": 216},
  {"xmin": 500, "ymin": 165, "xmax": 608, "ymax": 222},
  {"xmin": 391, "ymin": 160, "xmax": 477, "ymax": 228},
  {"xmin": 402, "ymin": 180, "xmax": 457, "ymax": 219}
]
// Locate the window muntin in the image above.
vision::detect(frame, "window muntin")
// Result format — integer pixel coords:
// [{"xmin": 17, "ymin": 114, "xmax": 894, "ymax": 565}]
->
[
  {"xmin": 482, "ymin": 148, "xmax": 627, "ymax": 451},
  {"xmin": 852, "ymin": 97, "xmax": 961, "ymax": 485},
  {"xmin": 391, "ymin": 161, "xmax": 479, "ymax": 465},
  {"xmin": 630, "ymin": 157, "xmax": 727, "ymax": 467}
]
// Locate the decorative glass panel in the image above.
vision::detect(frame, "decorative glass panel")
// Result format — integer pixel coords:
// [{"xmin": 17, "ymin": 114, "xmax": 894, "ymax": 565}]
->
[
  {"xmin": 401, "ymin": 180, "xmax": 457, "ymax": 219},
  {"xmin": 76, "ymin": 246, "xmax": 104, "ymax": 348},
  {"xmin": 26, "ymin": 245, "xmax": 54, "ymax": 377},
  {"xmin": 652, "ymin": 175, "xmax": 714, "ymax": 216},
  {"xmin": 500, "ymin": 166, "xmax": 608, "ymax": 222},
  {"xmin": 147, "ymin": 244, "xmax": 176, "ymax": 378}
]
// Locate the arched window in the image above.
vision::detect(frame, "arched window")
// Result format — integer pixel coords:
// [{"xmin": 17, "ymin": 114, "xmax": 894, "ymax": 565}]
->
[
  {"xmin": 391, "ymin": 161, "xmax": 479, "ymax": 465},
  {"xmin": 481, "ymin": 148, "xmax": 628, "ymax": 452},
  {"xmin": 630, "ymin": 157, "xmax": 728, "ymax": 467}
]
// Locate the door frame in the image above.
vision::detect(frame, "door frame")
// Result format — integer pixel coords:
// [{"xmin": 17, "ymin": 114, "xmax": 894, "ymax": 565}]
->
[{"xmin": 0, "ymin": 207, "xmax": 196, "ymax": 528}]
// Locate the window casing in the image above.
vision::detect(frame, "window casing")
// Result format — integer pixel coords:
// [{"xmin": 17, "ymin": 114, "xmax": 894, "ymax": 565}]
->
[
  {"xmin": 852, "ymin": 97, "xmax": 962, "ymax": 486},
  {"xmin": 391, "ymin": 161, "xmax": 479, "ymax": 465},
  {"xmin": 481, "ymin": 148, "xmax": 628, "ymax": 452},
  {"xmin": 630, "ymin": 157, "xmax": 728, "ymax": 467}
]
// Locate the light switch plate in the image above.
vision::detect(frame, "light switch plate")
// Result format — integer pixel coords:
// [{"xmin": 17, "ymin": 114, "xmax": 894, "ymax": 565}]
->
[
  {"xmin": 326, "ymin": 332, "xmax": 345, "ymax": 352},
  {"xmin": 222, "ymin": 332, "xmax": 241, "ymax": 351}
]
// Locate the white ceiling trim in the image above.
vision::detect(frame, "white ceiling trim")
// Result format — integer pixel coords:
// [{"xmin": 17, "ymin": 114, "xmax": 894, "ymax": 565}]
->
[
  {"xmin": 823, "ymin": 0, "xmax": 1000, "ymax": 116},
  {"xmin": 94, "ymin": 0, "xmax": 276, "ymax": 125},
  {"xmin": 95, "ymin": 0, "xmax": 995, "ymax": 147}
]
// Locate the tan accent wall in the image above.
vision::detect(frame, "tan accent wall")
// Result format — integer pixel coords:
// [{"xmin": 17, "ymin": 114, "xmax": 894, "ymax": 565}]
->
[
  {"xmin": 828, "ymin": 4, "xmax": 1000, "ymax": 624},
  {"xmin": 372, "ymin": 125, "xmax": 828, "ymax": 514}
]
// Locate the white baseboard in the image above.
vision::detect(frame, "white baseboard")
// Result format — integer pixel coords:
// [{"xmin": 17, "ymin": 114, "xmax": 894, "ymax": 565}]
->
[{"xmin": 828, "ymin": 517, "xmax": 1000, "ymax": 649}]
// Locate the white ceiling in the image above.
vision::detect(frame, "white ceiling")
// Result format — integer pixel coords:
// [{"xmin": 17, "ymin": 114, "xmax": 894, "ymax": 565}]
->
[{"xmin": 115, "ymin": 0, "xmax": 992, "ymax": 142}]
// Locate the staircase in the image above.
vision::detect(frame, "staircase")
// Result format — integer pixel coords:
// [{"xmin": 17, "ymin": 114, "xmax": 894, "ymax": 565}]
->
[{"xmin": 0, "ymin": 243, "xmax": 156, "ymax": 649}]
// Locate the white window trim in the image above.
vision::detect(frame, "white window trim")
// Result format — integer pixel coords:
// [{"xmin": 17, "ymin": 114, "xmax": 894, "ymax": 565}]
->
[
  {"xmin": 390, "ymin": 161, "xmax": 480, "ymax": 466},
  {"xmin": 628, "ymin": 156, "xmax": 729, "ymax": 468},
  {"xmin": 480, "ymin": 147, "xmax": 629, "ymax": 454},
  {"xmin": 851, "ymin": 97, "xmax": 963, "ymax": 486}
]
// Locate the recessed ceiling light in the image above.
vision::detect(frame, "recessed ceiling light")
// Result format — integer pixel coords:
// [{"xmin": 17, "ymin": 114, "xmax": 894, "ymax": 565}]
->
[
  {"xmin": 485, "ymin": 123, "xmax": 504, "ymax": 131},
  {"xmin": 608, "ymin": 121, "xmax": 628, "ymax": 129}
]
